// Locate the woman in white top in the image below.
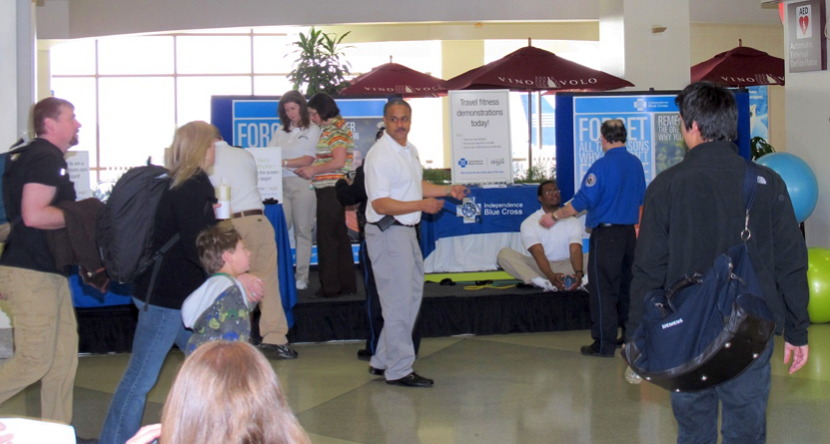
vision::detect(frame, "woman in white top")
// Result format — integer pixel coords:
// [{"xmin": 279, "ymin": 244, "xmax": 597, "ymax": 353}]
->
[{"xmin": 268, "ymin": 91, "xmax": 321, "ymax": 290}]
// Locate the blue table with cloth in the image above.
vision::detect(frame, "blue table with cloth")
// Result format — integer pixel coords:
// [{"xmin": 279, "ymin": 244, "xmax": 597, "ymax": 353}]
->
[
  {"xmin": 71, "ymin": 203, "xmax": 298, "ymax": 328},
  {"xmin": 420, "ymin": 184, "xmax": 539, "ymax": 273}
]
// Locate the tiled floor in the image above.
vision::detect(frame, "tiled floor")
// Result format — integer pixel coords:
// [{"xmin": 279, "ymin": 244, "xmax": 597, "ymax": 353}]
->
[{"xmin": 3, "ymin": 326, "xmax": 830, "ymax": 443}]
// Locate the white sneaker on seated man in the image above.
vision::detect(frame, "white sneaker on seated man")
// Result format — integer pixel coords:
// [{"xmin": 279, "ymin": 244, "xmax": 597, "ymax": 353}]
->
[{"xmin": 497, "ymin": 180, "xmax": 588, "ymax": 292}]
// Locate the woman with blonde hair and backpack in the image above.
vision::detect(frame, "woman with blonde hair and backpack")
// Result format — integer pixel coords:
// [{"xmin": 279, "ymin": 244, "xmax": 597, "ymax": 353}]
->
[{"xmin": 100, "ymin": 121, "xmax": 263, "ymax": 444}]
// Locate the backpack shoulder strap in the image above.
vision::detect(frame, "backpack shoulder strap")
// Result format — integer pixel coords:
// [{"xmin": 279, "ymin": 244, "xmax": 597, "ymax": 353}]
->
[{"xmin": 741, "ymin": 161, "xmax": 759, "ymax": 241}]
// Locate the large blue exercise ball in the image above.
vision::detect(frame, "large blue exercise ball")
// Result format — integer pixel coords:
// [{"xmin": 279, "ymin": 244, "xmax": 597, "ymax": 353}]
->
[{"xmin": 755, "ymin": 152, "xmax": 818, "ymax": 223}]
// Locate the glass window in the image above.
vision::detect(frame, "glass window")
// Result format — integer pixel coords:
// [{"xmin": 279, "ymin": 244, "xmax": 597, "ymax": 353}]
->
[
  {"xmin": 98, "ymin": 77, "xmax": 176, "ymax": 169},
  {"xmin": 254, "ymin": 76, "xmax": 295, "ymax": 96},
  {"xmin": 50, "ymin": 39, "xmax": 96, "ymax": 75},
  {"xmin": 253, "ymin": 36, "xmax": 295, "ymax": 73},
  {"xmin": 98, "ymin": 36, "xmax": 174, "ymax": 75},
  {"xmin": 177, "ymin": 76, "xmax": 252, "ymax": 125},
  {"xmin": 176, "ymin": 36, "xmax": 252, "ymax": 74},
  {"xmin": 408, "ymin": 98, "xmax": 444, "ymax": 168},
  {"xmin": 253, "ymin": 26, "xmax": 307, "ymax": 35},
  {"xmin": 348, "ymin": 41, "xmax": 442, "ymax": 79},
  {"xmin": 50, "ymin": 77, "xmax": 99, "ymax": 182},
  {"xmin": 178, "ymin": 27, "xmax": 252, "ymax": 35}
]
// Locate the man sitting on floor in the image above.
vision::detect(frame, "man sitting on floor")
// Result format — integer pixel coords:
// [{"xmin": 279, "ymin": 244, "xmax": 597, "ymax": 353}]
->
[{"xmin": 497, "ymin": 180, "xmax": 587, "ymax": 291}]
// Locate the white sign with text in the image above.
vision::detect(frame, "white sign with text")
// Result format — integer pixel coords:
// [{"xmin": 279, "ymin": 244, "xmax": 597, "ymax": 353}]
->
[
  {"xmin": 246, "ymin": 148, "xmax": 283, "ymax": 203},
  {"xmin": 449, "ymin": 90, "xmax": 512, "ymax": 184},
  {"xmin": 64, "ymin": 151, "xmax": 91, "ymax": 200}
]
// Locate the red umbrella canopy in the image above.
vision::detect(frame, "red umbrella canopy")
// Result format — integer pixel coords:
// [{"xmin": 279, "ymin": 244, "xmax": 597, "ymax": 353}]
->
[
  {"xmin": 691, "ymin": 45, "xmax": 785, "ymax": 87},
  {"xmin": 441, "ymin": 46, "xmax": 634, "ymax": 92},
  {"xmin": 339, "ymin": 62, "xmax": 446, "ymax": 97}
]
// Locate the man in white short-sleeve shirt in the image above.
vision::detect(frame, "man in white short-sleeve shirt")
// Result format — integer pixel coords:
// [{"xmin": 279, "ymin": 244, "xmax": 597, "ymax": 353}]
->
[
  {"xmin": 497, "ymin": 180, "xmax": 587, "ymax": 291},
  {"xmin": 363, "ymin": 99, "xmax": 468, "ymax": 388}
]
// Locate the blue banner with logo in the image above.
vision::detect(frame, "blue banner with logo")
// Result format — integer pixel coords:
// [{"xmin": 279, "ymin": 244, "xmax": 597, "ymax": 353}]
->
[
  {"xmin": 211, "ymin": 96, "xmax": 386, "ymax": 160},
  {"xmin": 420, "ymin": 184, "xmax": 538, "ymax": 258},
  {"xmin": 555, "ymin": 92, "xmax": 750, "ymax": 201}
]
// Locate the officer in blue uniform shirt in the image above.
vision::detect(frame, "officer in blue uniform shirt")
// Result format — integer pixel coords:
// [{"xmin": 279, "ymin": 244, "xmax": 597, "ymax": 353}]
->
[{"xmin": 541, "ymin": 119, "xmax": 645, "ymax": 357}]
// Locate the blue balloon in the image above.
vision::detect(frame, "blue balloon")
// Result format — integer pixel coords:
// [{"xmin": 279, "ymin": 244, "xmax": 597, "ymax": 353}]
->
[{"xmin": 756, "ymin": 152, "xmax": 819, "ymax": 223}]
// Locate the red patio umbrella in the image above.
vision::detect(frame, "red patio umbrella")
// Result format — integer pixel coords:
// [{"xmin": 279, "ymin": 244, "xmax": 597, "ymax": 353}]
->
[
  {"xmin": 442, "ymin": 44, "xmax": 634, "ymax": 171},
  {"xmin": 339, "ymin": 61, "xmax": 446, "ymax": 97},
  {"xmin": 441, "ymin": 45, "xmax": 634, "ymax": 92},
  {"xmin": 691, "ymin": 41, "xmax": 785, "ymax": 87}
]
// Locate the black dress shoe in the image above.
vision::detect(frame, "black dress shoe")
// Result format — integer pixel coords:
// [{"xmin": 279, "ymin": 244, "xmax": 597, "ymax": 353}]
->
[
  {"xmin": 369, "ymin": 366, "xmax": 385, "ymax": 376},
  {"xmin": 580, "ymin": 342, "xmax": 614, "ymax": 358},
  {"xmin": 357, "ymin": 349, "xmax": 373, "ymax": 361},
  {"xmin": 386, "ymin": 372, "xmax": 434, "ymax": 387},
  {"xmin": 260, "ymin": 343, "xmax": 298, "ymax": 360}
]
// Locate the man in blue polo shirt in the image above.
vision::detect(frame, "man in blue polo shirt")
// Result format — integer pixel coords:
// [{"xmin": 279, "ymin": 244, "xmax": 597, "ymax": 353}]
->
[{"xmin": 541, "ymin": 119, "xmax": 645, "ymax": 357}]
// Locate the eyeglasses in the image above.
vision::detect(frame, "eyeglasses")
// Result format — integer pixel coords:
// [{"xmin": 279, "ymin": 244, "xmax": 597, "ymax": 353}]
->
[{"xmin": 543, "ymin": 189, "xmax": 560, "ymax": 195}]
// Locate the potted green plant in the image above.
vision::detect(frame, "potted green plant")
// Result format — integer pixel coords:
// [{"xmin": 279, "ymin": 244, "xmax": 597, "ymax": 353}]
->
[
  {"xmin": 514, "ymin": 163, "xmax": 553, "ymax": 184},
  {"xmin": 750, "ymin": 137, "xmax": 775, "ymax": 161},
  {"xmin": 287, "ymin": 28, "xmax": 352, "ymax": 96}
]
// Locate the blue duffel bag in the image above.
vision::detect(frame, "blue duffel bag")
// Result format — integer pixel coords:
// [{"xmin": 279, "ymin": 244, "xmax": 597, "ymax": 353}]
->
[{"xmin": 622, "ymin": 161, "xmax": 776, "ymax": 393}]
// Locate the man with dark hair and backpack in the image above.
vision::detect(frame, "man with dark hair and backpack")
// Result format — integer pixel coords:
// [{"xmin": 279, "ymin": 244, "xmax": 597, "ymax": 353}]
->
[
  {"xmin": 629, "ymin": 81, "xmax": 809, "ymax": 443},
  {"xmin": 0, "ymin": 97, "xmax": 81, "ymax": 424}
]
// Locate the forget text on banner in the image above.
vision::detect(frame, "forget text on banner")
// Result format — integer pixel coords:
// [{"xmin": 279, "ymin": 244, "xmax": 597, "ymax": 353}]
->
[
  {"xmin": 572, "ymin": 95, "xmax": 680, "ymax": 189},
  {"xmin": 449, "ymin": 90, "xmax": 513, "ymax": 184},
  {"xmin": 232, "ymin": 100, "xmax": 281, "ymax": 148},
  {"xmin": 224, "ymin": 97, "xmax": 386, "ymax": 163}
]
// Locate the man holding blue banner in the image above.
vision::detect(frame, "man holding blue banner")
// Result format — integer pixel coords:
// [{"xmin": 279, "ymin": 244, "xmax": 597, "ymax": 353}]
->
[
  {"xmin": 364, "ymin": 99, "xmax": 468, "ymax": 387},
  {"xmin": 543, "ymin": 119, "xmax": 645, "ymax": 358},
  {"xmin": 629, "ymin": 82, "xmax": 809, "ymax": 443}
]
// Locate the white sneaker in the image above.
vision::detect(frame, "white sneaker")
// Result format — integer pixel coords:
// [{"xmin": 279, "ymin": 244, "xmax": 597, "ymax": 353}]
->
[
  {"xmin": 530, "ymin": 277, "xmax": 557, "ymax": 292},
  {"xmin": 296, "ymin": 280, "xmax": 308, "ymax": 290}
]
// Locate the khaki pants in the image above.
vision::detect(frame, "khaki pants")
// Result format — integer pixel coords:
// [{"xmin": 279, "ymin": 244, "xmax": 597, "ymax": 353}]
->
[
  {"xmin": 497, "ymin": 247, "xmax": 589, "ymax": 284},
  {"xmin": 232, "ymin": 214, "xmax": 288, "ymax": 345},
  {"xmin": 0, "ymin": 266, "xmax": 78, "ymax": 423},
  {"xmin": 282, "ymin": 176, "xmax": 316, "ymax": 284}
]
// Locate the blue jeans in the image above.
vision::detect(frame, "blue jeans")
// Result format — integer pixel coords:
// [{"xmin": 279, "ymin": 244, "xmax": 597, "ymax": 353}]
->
[
  {"xmin": 99, "ymin": 299, "xmax": 191, "ymax": 444},
  {"xmin": 670, "ymin": 338, "xmax": 774, "ymax": 444}
]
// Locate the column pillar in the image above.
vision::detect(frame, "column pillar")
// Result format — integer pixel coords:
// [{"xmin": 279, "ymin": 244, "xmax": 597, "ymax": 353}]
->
[
  {"xmin": 0, "ymin": 0, "xmax": 35, "ymax": 357},
  {"xmin": 599, "ymin": 0, "xmax": 692, "ymax": 90}
]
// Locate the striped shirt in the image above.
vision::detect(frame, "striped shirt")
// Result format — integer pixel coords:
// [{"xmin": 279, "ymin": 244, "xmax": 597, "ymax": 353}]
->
[{"xmin": 311, "ymin": 115, "xmax": 354, "ymax": 189}]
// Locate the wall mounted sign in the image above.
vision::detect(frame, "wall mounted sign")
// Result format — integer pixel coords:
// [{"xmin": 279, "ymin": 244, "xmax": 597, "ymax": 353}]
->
[{"xmin": 788, "ymin": 0, "xmax": 827, "ymax": 73}]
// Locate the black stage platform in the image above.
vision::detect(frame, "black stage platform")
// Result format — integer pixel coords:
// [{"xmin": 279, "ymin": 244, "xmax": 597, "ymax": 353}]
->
[{"xmin": 76, "ymin": 269, "xmax": 591, "ymax": 354}]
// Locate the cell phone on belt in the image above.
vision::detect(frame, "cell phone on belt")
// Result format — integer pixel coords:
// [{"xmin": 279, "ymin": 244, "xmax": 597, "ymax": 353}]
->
[{"xmin": 376, "ymin": 215, "xmax": 396, "ymax": 232}]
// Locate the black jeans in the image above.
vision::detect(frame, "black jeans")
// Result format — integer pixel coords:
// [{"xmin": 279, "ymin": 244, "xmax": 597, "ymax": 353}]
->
[
  {"xmin": 315, "ymin": 187, "xmax": 356, "ymax": 296},
  {"xmin": 587, "ymin": 224, "xmax": 635, "ymax": 354}
]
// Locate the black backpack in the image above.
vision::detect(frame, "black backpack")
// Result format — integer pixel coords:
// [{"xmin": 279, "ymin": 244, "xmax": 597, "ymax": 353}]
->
[{"xmin": 96, "ymin": 165, "xmax": 180, "ymax": 285}]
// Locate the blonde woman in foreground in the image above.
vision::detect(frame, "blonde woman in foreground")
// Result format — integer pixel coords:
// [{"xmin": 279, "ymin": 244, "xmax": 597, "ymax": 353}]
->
[{"xmin": 127, "ymin": 341, "xmax": 310, "ymax": 444}]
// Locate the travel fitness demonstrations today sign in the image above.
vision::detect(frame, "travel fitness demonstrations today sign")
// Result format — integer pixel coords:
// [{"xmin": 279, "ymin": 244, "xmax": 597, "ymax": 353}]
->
[{"xmin": 449, "ymin": 90, "xmax": 512, "ymax": 184}]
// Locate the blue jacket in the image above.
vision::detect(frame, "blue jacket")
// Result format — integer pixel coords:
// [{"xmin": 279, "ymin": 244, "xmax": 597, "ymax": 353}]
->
[{"xmin": 571, "ymin": 146, "xmax": 646, "ymax": 228}]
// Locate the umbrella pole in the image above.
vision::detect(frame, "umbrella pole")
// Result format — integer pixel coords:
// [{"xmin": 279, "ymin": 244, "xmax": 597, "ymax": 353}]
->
[
  {"xmin": 538, "ymin": 90, "xmax": 543, "ymax": 157},
  {"xmin": 527, "ymin": 90, "xmax": 533, "ymax": 173}
]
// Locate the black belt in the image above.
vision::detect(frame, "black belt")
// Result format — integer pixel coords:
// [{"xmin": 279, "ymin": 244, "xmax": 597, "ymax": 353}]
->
[
  {"xmin": 368, "ymin": 219, "xmax": 415, "ymax": 228},
  {"xmin": 232, "ymin": 209, "xmax": 264, "ymax": 218},
  {"xmin": 597, "ymin": 223, "xmax": 632, "ymax": 228}
]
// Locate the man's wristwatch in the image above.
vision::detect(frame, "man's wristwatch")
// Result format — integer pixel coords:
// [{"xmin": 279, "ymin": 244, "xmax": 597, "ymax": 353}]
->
[{"xmin": 551, "ymin": 212, "xmax": 559, "ymax": 221}]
